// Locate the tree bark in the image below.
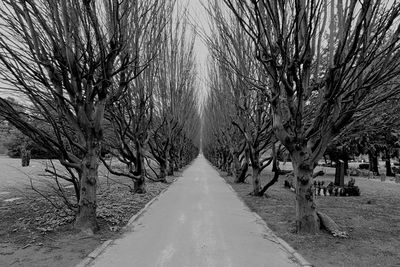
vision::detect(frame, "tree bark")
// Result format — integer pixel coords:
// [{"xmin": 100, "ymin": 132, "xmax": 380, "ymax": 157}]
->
[
  {"xmin": 134, "ymin": 176, "xmax": 146, "ymax": 193},
  {"xmin": 385, "ymin": 149, "xmax": 394, "ymax": 176},
  {"xmin": 159, "ymin": 160, "xmax": 167, "ymax": 182},
  {"xmin": 292, "ymin": 149, "xmax": 319, "ymax": 234},
  {"xmin": 343, "ymin": 158, "xmax": 349, "ymax": 175},
  {"xmin": 167, "ymin": 158, "xmax": 174, "ymax": 176},
  {"xmin": 134, "ymin": 147, "xmax": 146, "ymax": 193},
  {"xmin": 369, "ymin": 152, "xmax": 380, "ymax": 175},
  {"xmin": 251, "ymin": 165, "xmax": 261, "ymax": 195},
  {"xmin": 74, "ymin": 140, "xmax": 100, "ymax": 235},
  {"xmin": 234, "ymin": 160, "xmax": 248, "ymax": 183}
]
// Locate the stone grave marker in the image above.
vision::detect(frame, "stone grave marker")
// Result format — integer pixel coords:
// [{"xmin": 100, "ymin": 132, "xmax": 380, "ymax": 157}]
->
[{"xmin": 335, "ymin": 160, "xmax": 345, "ymax": 187}]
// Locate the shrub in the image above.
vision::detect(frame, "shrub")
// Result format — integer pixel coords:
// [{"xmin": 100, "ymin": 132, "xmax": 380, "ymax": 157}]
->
[{"xmin": 5, "ymin": 133, "xmax": 57, "ymax": 159}]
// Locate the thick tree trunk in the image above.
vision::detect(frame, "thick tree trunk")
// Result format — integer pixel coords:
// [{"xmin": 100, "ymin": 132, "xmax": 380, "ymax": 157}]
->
[
  {"xmin": 251, "ymin": 165, "xmax": 261, "ymax": 195},
  {"xmin": 235, "ymin": 148, "xmax": 249, "ymax": 183},
  {"xmin": 369, "ymin": 152, "xmax": 380, "ymax": 175},
  {"xmin": 234, "ymin": 160, "xmax": 248, "ymax": 183},
  {"xmin": 134, "ymin": 176, "xmax": 146, "ymax": 193},
  {"xmin": 385, "ymin": 150, "xmax": 394, "ymax": 176},
  {"xmin": 167, "ymin": 158, "xmax": 174, "ymax": 176},
  {"xmin": 343, "ymin": 158, "xmax": 349, "ymax": 175},
  {"xmin": 159, "ymin": 160, "xmax": 167, "ymax": 182},
  {"xmin": 292, "ymin": 150, "xmax": 319, "ymax": 234},
  {"xmin": 74, "ymin": 141, "xmax": 100, "ymax": 235},
  {"xmin": 134, "ymin": 149, "xmax": 146, "ymax": 193}
]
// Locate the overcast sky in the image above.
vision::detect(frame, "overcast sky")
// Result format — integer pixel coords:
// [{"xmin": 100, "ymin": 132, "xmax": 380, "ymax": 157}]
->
[{"xmin": 185, "ymin": 0, "xmax": 211, "ymax": 105}]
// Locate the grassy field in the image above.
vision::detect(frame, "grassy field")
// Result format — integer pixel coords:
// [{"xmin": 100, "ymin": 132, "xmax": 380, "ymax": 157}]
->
[{"xmin": 222, "ymin": 168, "xmax": 400, "ymax": 267}]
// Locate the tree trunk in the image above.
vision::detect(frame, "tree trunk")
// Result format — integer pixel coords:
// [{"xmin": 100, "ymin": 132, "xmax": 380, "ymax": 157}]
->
[
  {"xmin": 74, "ymin": 141, "xmax": 100, "ymax": 235},
  {"xmin": 385, "ymin": 149, "xmax": 394, "ymax": 176},
  {"xmin": 227, "ymin": 167, "xmax": 232, "ymax": 176},
  {"xmin": 134, "ymin": 149, "xmax": 146, "ymax": 193},
  {"xmin": 369, "ymin": 152, "xmax": 380, "ymax": 175},
  {"xmin": 225, "ymin": 149, "xmax": 233, "ymax": 176},
  {"xmin": 159, "ymin": 160, "xmax": 167, "ymax": 182},
  {"xmin": 174, "ymin": 157, "xmax": 179, "ymax": 171},
  {"xmin": 251, "ymin": 165, "xmax": 261, "ymax": 195},
  {"xmin": 259, "ymin": 170, "xmax": 279, "ymax": 196},
  {"xmin": 234, "ymin": 160, "xmax": 248, "ymax": 183},
  {"xmin": 292, "ymin": 150, "xmax": 319, "ymax": 234},
  {"xmin": 21, "ymin": 143, "xmax": 30, "ymax": 167},
  {"xmin": 134, "ymin": 176, "xmax": 146, "ymax": 193},
  {"xmin": 343, "ymin": 158, "xmax": 349, "ymax": 175},
  {"xmin": 258, "ymin": 155, "xmax": 280, "ymax": 196},
  {"xmin": 167, "ymin": 158, "xmax": 174, "ymax": 176},
  {"xmin": 221, "ymin": 152, "xmax": 227, "ymax": 171}
]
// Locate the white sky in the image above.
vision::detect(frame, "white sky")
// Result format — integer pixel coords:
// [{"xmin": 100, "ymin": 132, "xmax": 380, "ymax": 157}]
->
[
  {"xmin": 186, "ymin": 0, "xmax": 210, "ymax": 68},
  {"xmin": 185, "ymin": 0, "xmax": 211, "ymax": 104}
]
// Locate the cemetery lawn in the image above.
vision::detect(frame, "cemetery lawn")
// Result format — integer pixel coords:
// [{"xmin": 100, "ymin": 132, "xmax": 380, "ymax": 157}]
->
[
  {"xmin": 0, "ymin": 159, "xmax": 174, "ymax": 267},
  {"xmin": 223, "ymin": 170, "xmax": 400, "ymax": 267}
]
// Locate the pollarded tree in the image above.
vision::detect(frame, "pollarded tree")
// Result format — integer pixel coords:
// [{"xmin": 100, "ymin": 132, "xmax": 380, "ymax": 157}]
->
[
  {"xmin": 202, "ymin": 59, "xmax": 246, "ymax": 177},
  {"xmin": 203, "ymin": 6, "xmax": 251, "ymax": 180},
  {"xmin": 0, "ymin": 0, "xmax": 152, "ymax": 234},
  {"xmin": 149, "ymin": 9, "xmax": 199, "ymax": 180},
  {"xmin": 204, "ymin": 2, "xmax": 280, "ymax": 195},
  {"xmin": 101, "ymin": 0, "xmax": 171, "ymax": 193},
  {"xmin": 224, "ymin": 0, "xmax": 400, "ymax": 233}
]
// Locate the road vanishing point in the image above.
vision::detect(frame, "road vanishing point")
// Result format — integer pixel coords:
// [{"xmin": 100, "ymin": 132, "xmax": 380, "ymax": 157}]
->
[{"xmin": 86, "ymin": 154, "xmax": 301, "ymax": 267}]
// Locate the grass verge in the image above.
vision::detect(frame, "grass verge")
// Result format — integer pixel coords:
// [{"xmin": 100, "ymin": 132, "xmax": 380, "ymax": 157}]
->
[
  {"xmin": 0, "ymin": 174, "xmax": 176, "ymax": 267},
  {"xmin": 222, "ymin": 170, "xmax": 400, "ymax": 267}
]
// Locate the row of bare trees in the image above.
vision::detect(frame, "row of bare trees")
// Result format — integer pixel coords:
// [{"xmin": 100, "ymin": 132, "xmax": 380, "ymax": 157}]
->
[
  {"xmin": 0, "ymin": 0, "xmax": 200, "ymax": 234},
  {"xmin": 203, "ymin": 0, "xmax": 400, "ymax": 234}
]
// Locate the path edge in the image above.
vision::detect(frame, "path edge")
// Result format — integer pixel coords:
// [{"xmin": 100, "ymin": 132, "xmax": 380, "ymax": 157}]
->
[
  {"xmin": 222, "ymin": 177, "xmax": 313, "ymax": 267},
  {"xmin": 75, "ymin": 177, "xmax": 178, "ymax": 267}
]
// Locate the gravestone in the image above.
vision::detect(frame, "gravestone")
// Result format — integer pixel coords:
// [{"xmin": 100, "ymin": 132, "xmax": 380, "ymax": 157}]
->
[{"xmin": 335, "ymin": 160, "xmax": 345, "ymax": 186}]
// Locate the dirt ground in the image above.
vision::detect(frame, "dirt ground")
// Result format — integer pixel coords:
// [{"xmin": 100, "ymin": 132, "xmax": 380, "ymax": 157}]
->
[
  {"xmin": 223, "ymin": 168, "xmax": 400, "ymax": 267},
  {"xmin": 0, "ymin": 157, "xmax": 175, "ymax": 267}
]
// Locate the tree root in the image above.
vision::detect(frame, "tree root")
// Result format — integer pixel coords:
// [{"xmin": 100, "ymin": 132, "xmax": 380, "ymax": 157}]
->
[{"xmin": 317, "ymin": 211, "xmax": 348, "ymax": 238}]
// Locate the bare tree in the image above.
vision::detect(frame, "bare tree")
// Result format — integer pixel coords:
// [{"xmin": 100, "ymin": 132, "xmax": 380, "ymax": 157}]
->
[
  {"xmin": 0, "ymin": 0, "xmax": 150, "ymax": 234},
  {"xmin": 223, "ymin": 0, "xmax": 400, "ymax": 233},
  {"xmin": 101, "ymin": 0, "xmax": 171, "ymax": 193},
  {"xmin": 203, "ymin": 2, "xmax": 280, "ymax": 195},
  {"xmin": 149, "ymin": 8, "xmax": 199, "ymax": 180}
]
